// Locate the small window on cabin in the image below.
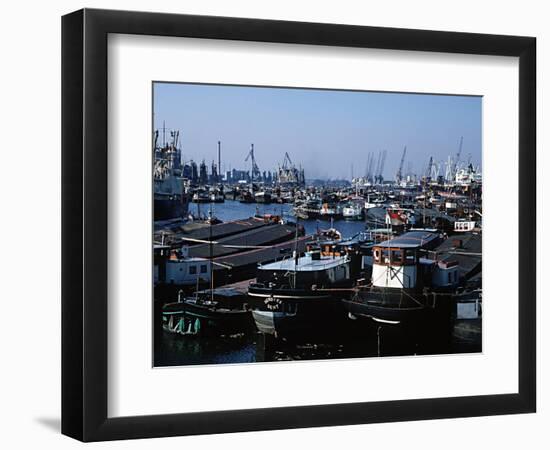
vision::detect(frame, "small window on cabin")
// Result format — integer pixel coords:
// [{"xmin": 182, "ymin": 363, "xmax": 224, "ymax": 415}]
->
[
  {"xmin": 189, "ymin": 266, "xmax": 197, "ymax": 275},
  {"xmin": 405, "ymin": 249, "xmax": 415, "ymax": 262},
  {"xmin": 391, "ymin": 249, "xmax": 403, "ymax": 263},
  {"xmin": 200, "ymin": 265, "xmax": 208, "ymax": 274},
  {"xmin": 448, "ymin": 272, "xmax": 452, "ymax": 283}
]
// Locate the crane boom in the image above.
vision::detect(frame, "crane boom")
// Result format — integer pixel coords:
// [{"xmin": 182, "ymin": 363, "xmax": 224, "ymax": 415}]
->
[
  {"xmin": 454, "ymin": 136, "xmax": 463, "ymax": 177},
  {"xmin": 396, "ymin": 146, "xmax": 407, "ymax": 183},
  {"xmin": 425, "ymin": 156, "xmax": 433, "ymax": 178},
  {"xmin": 282, "ymin": 152, "xmax": 293, "ymax": 170},
  {"xmin": 245, "ymin": 144, "xmax": 261, "ymax": 180},
  {"xmin": 377, "ymin": 149, "xmax": 387, "ymax": 184}
]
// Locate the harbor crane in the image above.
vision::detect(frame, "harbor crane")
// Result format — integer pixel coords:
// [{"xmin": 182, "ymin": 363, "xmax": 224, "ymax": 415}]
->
[
  {"xmin": 375, "ymin": 149, "xmax": 387, "ymax": 184},
  {"xmin": 153, "ymin": 130, "xmax": 159, "ymax": 150},
  {"xmin": 453, "ymin": 136, "xmax": 463, "ymax": 178},
  {"xmin": 170, "ymin": 130, "xmax": 180, "ymax": 149},
  {"xmin": 374, "ymin": 152, "xmax": 382, "ymax": 181},
  {"xmin": 282, "ymin": 151, "xmax": 293, "ymax": 170},
  {"xmin": 245, "ymin": 143, "xmax": 261, "ymax": 180},
  {"xmin": 396, "ymin": 146, "xmax": 407, "ymax": 183},
  {"xmin": 425, "ymin": 156, "xmax": 433, "ymax": 180},
  {"xmin": 365, "ymin": 152, "xmax": 375, "ymax": 183}
]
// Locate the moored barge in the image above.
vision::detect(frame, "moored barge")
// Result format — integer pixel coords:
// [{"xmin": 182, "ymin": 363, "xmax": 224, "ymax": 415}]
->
[{"xmin": 343, "ymin": 230, "xmax": 457, "ymax": 325}]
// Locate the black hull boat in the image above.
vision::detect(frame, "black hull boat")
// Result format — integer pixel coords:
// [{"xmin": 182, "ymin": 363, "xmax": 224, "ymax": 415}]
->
[
  {"xmin": 248, "ymin": 283, "xmax": 349, "ymax": 340},
  {"xmin": 154, "ymin": 195, "xmax": 188, "ymax": 221},
  {"xmin": 254, "ymin": 192, "xmax": 272, "ymax": 204},
  {"xmin": 247, "ymin": 241, "xmax": 356, "ymax": 341},
  {"xmin": 162, "ymin": 288, "xmax": 255, "ymax": 336},
  {"xmin": 343, "ymin": 288, "xmax": 454, "ymax": 325},
  {"xmin": 342, "ymin": 230, "xmax": 456, "ymax": 328}
]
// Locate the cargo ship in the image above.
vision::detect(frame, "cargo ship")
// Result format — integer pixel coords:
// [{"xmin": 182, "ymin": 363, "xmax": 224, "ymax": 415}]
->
[{"xmin": 153, "ymin": 125, "xmax": 189, "ymax": 221}]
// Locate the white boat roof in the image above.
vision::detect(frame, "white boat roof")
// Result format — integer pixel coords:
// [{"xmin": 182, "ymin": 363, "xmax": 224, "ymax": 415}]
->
[
  {"xmin": 376, "ymin": 230, "xmax": 439, "ymax": 249},
  {"xmin": 259, "ymin": 254, "xmax": 347, "ymax": 272},
  {"xmin": 166, "ymin": 257, "xmax": 208, "ymax": 263}
]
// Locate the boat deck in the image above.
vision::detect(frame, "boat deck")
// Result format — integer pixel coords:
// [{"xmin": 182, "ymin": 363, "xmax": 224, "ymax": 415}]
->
[
  {"xmin": 154, "ymin": 217, "xmax": 271, "ymax": 247},
  {"xmin": 187, "ymin": 223, "xmax": 298, "ymax": 258}
]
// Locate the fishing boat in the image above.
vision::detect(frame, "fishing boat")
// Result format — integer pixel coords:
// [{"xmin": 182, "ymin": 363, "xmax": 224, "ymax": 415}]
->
[
  {"xmin": 385, "ymin": 207, "xmax": 416, "ymax": 229},
  {"xmin": 192, "ymin": 191, "xmax": 211, "ymax": 203},
  {"xmin": 342, "ymin": 202, "xmax": 364, "ymax": 220},
  {"xmin": 254, "ymin": 191, "xmax": 272, "ymax": 204},
  {"xmin": 238, "ymin": 190, "xmax": 255, "ymax": 203},
  {"xmin": 342, "ymin": 230, "xmax": 457, "ymax": 325},
  {"xmin": 319, "ymin": 202, "xmax": 342, "ymax": 220}
]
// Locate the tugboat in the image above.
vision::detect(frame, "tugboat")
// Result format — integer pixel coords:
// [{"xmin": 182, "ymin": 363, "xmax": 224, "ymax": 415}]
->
[
  {"xmin": 247, "ymin": 242, "xmax": 353, "ymax": 340},
  {"xmin": 342, "ymin": 230, "xmax": 456, "ymax": 325}
]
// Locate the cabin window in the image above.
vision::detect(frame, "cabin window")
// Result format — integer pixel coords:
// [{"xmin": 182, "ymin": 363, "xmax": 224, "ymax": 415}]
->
[
  {"xmin": 373, "ymin": 248, "xmax": 381, "ymax": 263},
  {"xmin": 189, "ymin": 266, "xmax": 197, "ymax": 275},
  {"xmin": 200, "ymin": 264, "xmax": 208, "ymax": 274},
  {"xmin": 405, "ymin": 249, "xmax": 415, "ymax": 263},
  {"xmin": 448, "ymin": 272, "xmax": 452, "ymax": 284},
  {"xmin": 391, "ymin": 249, "xmax": 403, "ymax": 264}
]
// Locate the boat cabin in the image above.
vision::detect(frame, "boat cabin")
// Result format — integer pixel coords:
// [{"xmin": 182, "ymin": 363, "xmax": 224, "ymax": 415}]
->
[
  {"xmin": 154, "ymin": 245, "xmax": 211, "ymax": 286},
  {"xmin": 256, "ymin": 251, "xmax": 351, "ymax": 289},
  {"xmin": 371, "ymin": 230, "xmax": 458, "ymax": 290}
]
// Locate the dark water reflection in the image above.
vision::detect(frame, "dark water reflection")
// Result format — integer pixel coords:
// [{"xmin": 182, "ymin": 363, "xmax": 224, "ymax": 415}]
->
[{"xmin": 154, "ymin": 320, "xmax": 480, "ymax": 367}]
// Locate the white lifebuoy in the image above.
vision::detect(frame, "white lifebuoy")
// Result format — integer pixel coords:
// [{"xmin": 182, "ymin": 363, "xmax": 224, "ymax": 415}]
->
[{"xmin": 373, "ymin": 248, "xmax": 381, "ymax": 261}]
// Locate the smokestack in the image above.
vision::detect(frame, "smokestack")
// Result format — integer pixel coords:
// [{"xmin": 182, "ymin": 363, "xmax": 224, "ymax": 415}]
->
[{"xmin": 218, "ymin": 141, "xmax": 221, "ymax": 181}]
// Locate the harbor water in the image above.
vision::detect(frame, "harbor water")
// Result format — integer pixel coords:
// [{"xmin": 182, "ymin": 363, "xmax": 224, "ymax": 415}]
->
[{"xmin": 188, "ymin": 199, "xmax": 368, "ymax": 237}]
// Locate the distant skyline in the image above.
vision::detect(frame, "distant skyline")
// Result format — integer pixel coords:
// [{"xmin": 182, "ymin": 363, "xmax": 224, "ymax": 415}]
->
[{"xmin": 153, "ymin": 82, "xmax": 482, "ymax": 180}]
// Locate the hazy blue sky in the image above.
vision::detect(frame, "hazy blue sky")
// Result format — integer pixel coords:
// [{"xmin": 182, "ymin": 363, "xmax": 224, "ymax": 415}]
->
[{"xmin": 153, "ymin": 82, "xmax": 481, "ymax": 180}]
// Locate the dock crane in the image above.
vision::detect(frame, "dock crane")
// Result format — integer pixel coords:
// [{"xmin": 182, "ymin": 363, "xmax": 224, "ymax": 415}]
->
[
  {"xmin": 374, "ymin": 152, "xmax": 382, "ymax": 182},
  {"xmin": 425, "ymin": 156, "xmax": 433, "ymax": 181},
  {"xmin": 396, "ymin": 146, "xmax": 407, "ymax": 184},
  {"xmin": 375, "ymin": 149, "xmax": 387, "ymax": 184},
  {"xmin": 153, "ymin": 130, "xmax": 159, "ymax": 150},
  {"xmin": 366, "ymin": 152, "xmax": 375, "ymax": 183},
  {"xmin": 282, "ymin": 151, "xmax": 293, "ymax": 170},
  {"xmin": 245, "ymin": 143, "xmax": 261, "ymax": 181},
  {"xmin": 453, "ymin": 136, "xmax": 463, "ymax": 178}
]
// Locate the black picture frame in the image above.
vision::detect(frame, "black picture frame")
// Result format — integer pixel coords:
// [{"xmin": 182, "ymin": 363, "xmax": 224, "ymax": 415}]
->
[{"xmin": 62, "ymin": 8, "xmax": 536, "ymax": 442}]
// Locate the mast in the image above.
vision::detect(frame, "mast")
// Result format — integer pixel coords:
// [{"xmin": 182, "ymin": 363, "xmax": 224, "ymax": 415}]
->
[
  {"xmin": 293, "ymin": 216, "xmax": 299, "ymax": 289},
  {"xmin": 217, "ymin": 141, "xmax": 221, "ymax": 183},
  {"xmin": 209, "ymin": 203, "xmax": 214, "ymax": 302}
]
